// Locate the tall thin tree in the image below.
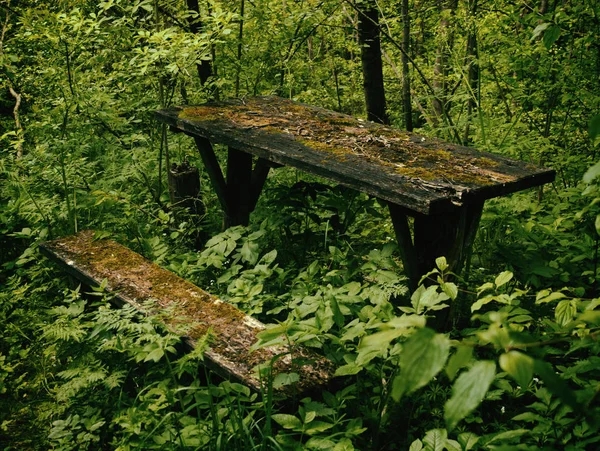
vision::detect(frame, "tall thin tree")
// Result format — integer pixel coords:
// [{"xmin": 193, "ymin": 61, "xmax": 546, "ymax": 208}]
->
[
  {"xmin": 463, "ymin": 0, "xmax": 479, "ymax": 143},
  {"xmin": 401, "ymin": 0, "xmax": 413, "ymax": 131},
  {"xmin": 357, "ymin": 0, "xmax": 389, "ymax": 124},
  {"xmin": 186, "ymin": 0, "xmax": 216, "ymax": 94}
]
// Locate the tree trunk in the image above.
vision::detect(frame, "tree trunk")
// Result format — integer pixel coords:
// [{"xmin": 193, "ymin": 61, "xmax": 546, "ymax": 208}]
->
[
  {"xmin": 463, "ymin": 0, "xmax": 479, "ymax": 144},
  {"xmin": 431, "ymin": 0, "xmax": 457, "ymax": 128},
  {"xmin": 235, "ymin": 0, "xmax": 245, "ymax": 97},
  {"xmin": 186, "ymin": 0, "xmax": 214, "ymax": 87},
  {"xmin": 8, "ymin": 86, "xmax": 23, "ymax": 159},
  {"xmin": 401, "ymin": 0, "xmax": 413, "ymax": 131},
  {"xmin": 357, "ymin": 0, "xmax": 389, "ymax": 124}
]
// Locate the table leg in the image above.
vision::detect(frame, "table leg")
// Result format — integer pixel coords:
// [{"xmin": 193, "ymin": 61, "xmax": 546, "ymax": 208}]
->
[
  {"xmin": 248, "ymin": 158, "xmax": 273, "ymax": 213},
  {"xmin": 192, "ymin": 138, "xmax": 273, "ymax": 227},
  {"xmin": 388, "ymin": 202, "xmax": 484, "ymax": 290},
  {"xmin": 193, "ymin": 137, "xmax": 231, "ymax": 216},
  {"xmin": 226, "ymin": 147, "xmax": 253, "ymax": 227}
]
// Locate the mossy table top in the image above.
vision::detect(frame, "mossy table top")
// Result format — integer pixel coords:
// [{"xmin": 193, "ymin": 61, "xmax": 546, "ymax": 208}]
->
[{"xmin": 156, "ymin": 96, "xmax": 555, "ymax": 215}]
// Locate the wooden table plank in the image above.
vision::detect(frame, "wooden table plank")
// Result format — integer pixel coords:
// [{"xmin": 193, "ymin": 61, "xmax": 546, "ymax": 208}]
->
[
  {"xmin": 156, "ymin": 96, "xmax": 555, "ymax": 215},
  {"xmin": 40, "ymin": 231, "xmax": 335, "ymax": 396}
]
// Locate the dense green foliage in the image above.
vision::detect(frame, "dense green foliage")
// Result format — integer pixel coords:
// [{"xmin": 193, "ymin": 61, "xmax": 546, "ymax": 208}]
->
[{"xmin": 1, "ymin": 0, "xmax": 600, "ymax": 449}]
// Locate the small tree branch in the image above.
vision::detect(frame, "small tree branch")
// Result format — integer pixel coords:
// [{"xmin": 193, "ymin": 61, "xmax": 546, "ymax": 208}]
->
[{"xmin": 8, "ymin": 85, "xmax": 23, "ymax": 159}]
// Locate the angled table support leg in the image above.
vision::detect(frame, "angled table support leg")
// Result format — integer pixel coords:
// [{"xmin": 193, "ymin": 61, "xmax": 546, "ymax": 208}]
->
[
  {"xmin": 248, "ymin": 158, "xmax": 272, "ymax": 213},
  {"xmin": 388, "ymin": 202, "xmax": 419, "ymax": 289},
  {"xmin": 389, "ymin": 201, "xmax": 484, "ymax": 291},
  {"xmin": 193, "ymin": 136, "xmax": 231, "ymax": 217},
  {"xmin": 226, "ymin": 147, "xmax": 253, "ymax": 227},
  {"xmin": 192, "ymin": 137, "xmax": 272, "ymax": 228},
  {"xmin": 413, "ymin": 201, "xmax": 485, "ymax": 280}
]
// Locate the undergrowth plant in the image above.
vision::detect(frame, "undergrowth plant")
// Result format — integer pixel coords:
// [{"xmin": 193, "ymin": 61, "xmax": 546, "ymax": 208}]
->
[
  {"xmin": 2, "ymin": 0, "xmax": 600, "ymax": 448},
  {"xmin": 252, "ymin": 257, "xmax": 600, "ymax": 450}
]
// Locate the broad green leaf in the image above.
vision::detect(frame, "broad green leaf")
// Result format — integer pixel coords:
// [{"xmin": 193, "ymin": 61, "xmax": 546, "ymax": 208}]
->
[
  {"xmin": 272, "ymin": 372, "xmax": 299, "ymax": 389},
  {"xmin": 333, "ymin": 438, "xmax": 355, "ymax": 451},
  {"xmin": 555, "ymin": 299, "xmax": 578, "ymax": 326},
  {"xmin": 391, "ymin": 328, "xmax": 450, "ymax": 401},
  {"xmin": 444, "ymin": 361, "xmax": 496, "ymax": 430},
  {"xmin": 411, "ymin": 285, "xmax": 449, "ymax": 314},
  {"xmin": 445, "ymin": 345, "xmax": 474, "ymax": 381},
  {"xmin": 258, "ymin": 249, "xmax": 277, "ymax": 265},
  {"xmin": 494, "ymin": 271, "xmax": 513, "ymax": 288},
  {"xmin": 441, "ymin": 282, "xmax": 458, "ymax": 301},
  {"xmin": 543, "ymin": 25, "xmax": 560, "ymax": 49},
  {"xmin": 471, "ymin": 294, "xmax": 495, "ymax": 312},
  {"xmin": 458, "ymin": 432, "xmax": 480, "ymax": 450},
  {"xmin": 248, "ymin": 283, "xmax": 263, "ymax": 297},
  {"xmin": 303, "ymin": 411, "xmax": 316, "ymax": 424},
  {"xmin": 305, "ymin": 437, "xmax": 335, "ymax": 450},
  {"xmin": 589, "ymin": 115, "xmax": 600, "ymax": 145},
  {"xmin": 481, "ymin": 429, "xmax": 529, "ymax": 446},
  {"xmin": 477, "ymin": 323, "xmax": 511, "ymax": 349},
  {"xmin": 271, "ymin": 413, "xmax": 302, "ymax": 430},
  {"xmin": 577, "ymin": 310, "xmax": 600, "ymax": 325},
  {"xmin": 255, "ymin": 323, "xmax": 288, "ymax": 343},
  {"xmin": 445, "ymin": 439, "xmax": 461, "ymax": 451},
  {"xmin": 248, "ymin": 230, "xmax": 266, "ymax": 241},
  {"xmin": 408, "ymin": 439, "xmax": 423, "ymax": 451},
  {"xmin": 535, "ymin": 290, "xmax": 566, "ymax": 304},
  {"xmin": 531, "ymin": 22, "xmax": 550, "ymax": 40},
  {"xmin": 341, "ymin": 321, "xmax": 366, "ymax": 342},
  {"xmin": 534, "ymin": 360, "xmax": 580, "ymax": 411},
  {"xmin": 512, "ymin": 412, "xmax": 545, "ymax": 422},
  {"xmin": 423, "ymin": 429, "xmax": 447, "ymax": 451},
  {"xmin": 330, "ymin": 297, "xmax": 345, "ymax": 328},
  {"xmin": 359, "ymin": 329, "xmax": 404, "ymax": 350},
  {"xmin": 355, "ymin": 346, "xmax": 384, "ymax": 366},
  {"xmin": 499, "ymin": 351, "xmax": 534, "ymax": 387},
  {"xmin": 436, "ymin": 256, "xmax": 448, "ymax": 271},
  {"xmin": 387, "ymin": 314, "xmax": 427, "ymax": 330},
  {"xmin": 584, "ymin": 160, "xmax": 600, "ymax": 183},
  {"xmin": 334, "ymin": 363, "xmax": 362, "ymax": 377},
  {"xmin": 240, "ymin": 239, "xmax": 259, "ymax": 265},
  {"xmin": 303, "ymin": 420, "xmax": 334, "ymax": 434},
  {"xmin": 144, "ymin": 347, "xmax": 164, "ymax": 362},
  {"xmin": 477, "ymin": 282, "xmax": 494, "ymax": 295}
]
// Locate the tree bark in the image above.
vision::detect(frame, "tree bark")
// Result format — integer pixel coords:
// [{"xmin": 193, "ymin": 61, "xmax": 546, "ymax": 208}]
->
[
  {"xmin": 357, "ymin": 0, "xmax": 389, "ymax": 125},
  {"xmin": 235, "ymin": 0, "xmax": 245, "ymax": 97},
  {"xmin": 168, "ymin": 160, "xmax": 204, "ymax": 216},
  {"xmin": 463, "ymin": 0, "xmax": 479, "ymax": 144},
  {"xmin": 431, "ymin": 0, "xmax": 457, "ymax": 128},
  {"xmin": 401, "ymin": 0, "xmax": 413, "ymax": 131},
  {"xmin": 186, "ymin": 0, "xmax": 214, "ymax": 87},
  {"xmin": 8, "ymin": 86, "xmax": 23, "ymax": 159}
]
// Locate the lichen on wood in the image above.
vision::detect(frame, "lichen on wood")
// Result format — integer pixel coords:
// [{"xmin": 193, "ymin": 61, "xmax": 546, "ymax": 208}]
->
[{"xmin": 177, "ymin": 97, "xmax": 528, "ymax": 187}]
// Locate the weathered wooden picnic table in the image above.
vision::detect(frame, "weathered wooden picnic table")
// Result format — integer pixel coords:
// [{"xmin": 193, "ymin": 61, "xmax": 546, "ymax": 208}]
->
[{"xmin": 156, "ymin": 96, "xmax": 555, "ymax": 288}]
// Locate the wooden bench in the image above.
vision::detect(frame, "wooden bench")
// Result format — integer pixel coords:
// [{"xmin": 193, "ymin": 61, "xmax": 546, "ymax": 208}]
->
[
  {"xmin": 156, "ymin": 96, "xmax": 555, "ymax": 289},
  {"xmin": 39, "ymin": 230, "xmax": 334, "ymax": 396}
]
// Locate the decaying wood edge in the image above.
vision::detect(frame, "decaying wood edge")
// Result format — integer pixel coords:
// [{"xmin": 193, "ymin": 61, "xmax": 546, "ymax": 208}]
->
[{"xmin": 39, "ymin": 231, "xmax": 335, "ymax": 397}]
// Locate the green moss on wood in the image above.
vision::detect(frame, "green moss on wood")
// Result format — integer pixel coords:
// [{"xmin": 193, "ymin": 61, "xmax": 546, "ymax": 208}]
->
[
  {"xmin": 44, "ymin": 231, "xmax": 334, "ymax": 395},
  {"xmin": 176, "ymin": 96, "xmax": 519, "ymax": 188}
]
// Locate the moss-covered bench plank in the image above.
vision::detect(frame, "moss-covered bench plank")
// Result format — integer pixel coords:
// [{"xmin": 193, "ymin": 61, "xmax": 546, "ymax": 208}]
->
[
  {"xmin": 40, "ymin": 230, "xmax": 334, "ymax": 395},
  {"xmin": 156, "ymin": 96, "xmax": 555, "ymax": 289}
]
